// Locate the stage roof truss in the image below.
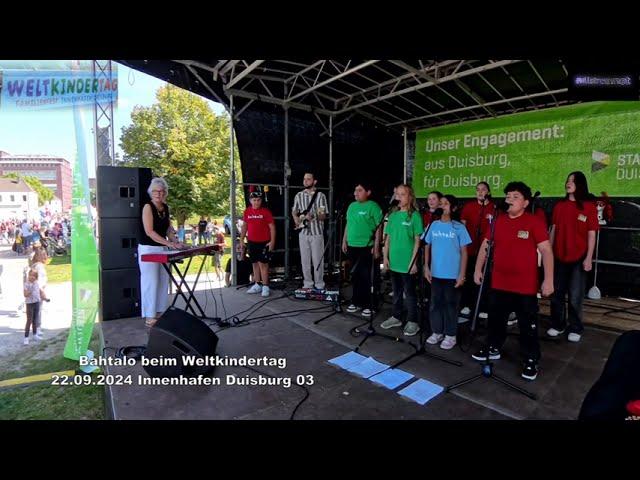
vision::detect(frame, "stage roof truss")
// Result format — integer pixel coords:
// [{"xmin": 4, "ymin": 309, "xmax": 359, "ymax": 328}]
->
[{"xmin": 129, "ymin": 59, "xmax": 573, "ymax": 133}]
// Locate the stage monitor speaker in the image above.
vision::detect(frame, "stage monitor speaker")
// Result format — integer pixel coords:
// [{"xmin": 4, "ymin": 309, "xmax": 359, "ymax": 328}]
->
[
  {"xmin": 100, "ymin": 268, "xmax": 141, "ymax": 320},
  {"xmin": 144, "ymin": 307, "xmax": 219, "ymax": 378},
  {"xmin": 98, "ymin": 217, "xmax": 143, "ymax": 270},
  {"xmin": 97, "ymin": 166, "xmax": 152, "ymax": 218}
]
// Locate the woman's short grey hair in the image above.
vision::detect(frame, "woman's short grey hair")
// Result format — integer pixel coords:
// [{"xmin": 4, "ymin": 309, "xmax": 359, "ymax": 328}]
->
[{"xmin": 148, "ymin": 177, "xmax": 169, "ymax": 196}]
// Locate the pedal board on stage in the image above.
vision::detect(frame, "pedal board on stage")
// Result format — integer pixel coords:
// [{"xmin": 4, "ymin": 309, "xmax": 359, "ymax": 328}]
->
[{"xmin": 294, "ymin": 288, "xmax": 340, "ymax": 302}]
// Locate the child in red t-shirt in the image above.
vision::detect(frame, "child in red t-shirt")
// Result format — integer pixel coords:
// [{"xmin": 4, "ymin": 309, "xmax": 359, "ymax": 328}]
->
[
  {"xmin": 460, "ymin": 181, "xmax": 495, "ymax": 320},
  {"xmin": 240, "ymin": 192, "xmax": 276, "ymax": 297},
  {"xmin": 421, "ymin": 190, "xmax": 443, "ymax": 229},
  {"xmin": 471, "ymin": 181, "xmax": 554, "ymax": 381},
  {"xmin": 547, "ymin": 171, "xmax": 599, "ymax": 343}
]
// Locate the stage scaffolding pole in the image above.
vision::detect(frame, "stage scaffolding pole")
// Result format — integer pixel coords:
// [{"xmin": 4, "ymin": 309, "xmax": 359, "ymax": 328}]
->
[
  {"xmin": 229, "ymin": 95, "xmax": 238, "ymax": 286},
  {"xmin": 328, "ymin": 115, "xmax": 335, "ymax": 268},
  {"xmin": 284, "ymin": 106, "xmax": 291, "ymax": 280},
  {"xmin": 403, "ymin": 126, "xmax": 407, "ymax": 184}
]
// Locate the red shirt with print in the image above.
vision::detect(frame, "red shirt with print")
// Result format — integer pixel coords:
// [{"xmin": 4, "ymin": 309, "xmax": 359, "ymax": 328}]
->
[
  {"xmin": 243, "ymin": 207, "xmax": 274, "ymax": 243},
  {"xmin": 461, "ymin": 200, "xmax": 496, "ymax": 257},
  {"xmin": 488, "ymin": 212, "xmax": 549, "ymax": 296},
  {"xmin": 551, "ymin": 200, "xmax": 599, "ymax": 263}
]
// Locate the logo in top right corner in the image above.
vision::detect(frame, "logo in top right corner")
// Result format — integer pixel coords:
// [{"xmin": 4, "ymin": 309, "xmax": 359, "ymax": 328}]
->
[{"xmin": 592, "ymin": 151, "xmax": 611, "ymax": 173}]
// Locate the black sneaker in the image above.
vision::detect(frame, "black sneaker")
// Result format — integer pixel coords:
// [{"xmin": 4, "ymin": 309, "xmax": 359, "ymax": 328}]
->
[
  {"xmin": 471, "ymin": 346, "xmax": 501, "ymax": 361},
  {"xmin": 521, "ymin": 359, "xmax": 538, "ymax": 381}
]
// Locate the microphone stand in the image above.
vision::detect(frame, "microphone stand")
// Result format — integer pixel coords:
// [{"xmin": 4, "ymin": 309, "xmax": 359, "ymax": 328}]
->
[
  {"xmin": 391, "ymin": 214, "xmax": 462, "ymax": 369},
  {"xmin": 352, "ymin": 202, "xmax": 411, "ymax": 353},
  {"xmin": 314, "ymin": 210, "xmax": 345, "ymax": 325},
  {"xmin": 446, "ymin": 204, "xmax": 537, "ymax": 400}
]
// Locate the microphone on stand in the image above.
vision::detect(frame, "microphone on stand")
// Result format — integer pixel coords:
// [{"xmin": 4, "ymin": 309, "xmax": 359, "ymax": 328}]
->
[
  {"xmin": 432, "ymin": 207, "xmax": 444, "ymax": 219},
  {"xmin": 499, "ymin": 201, "xmax": 511, "ymax": 212}
]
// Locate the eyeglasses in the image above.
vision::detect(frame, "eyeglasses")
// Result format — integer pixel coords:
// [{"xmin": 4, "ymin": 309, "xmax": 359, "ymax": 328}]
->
[{"xmin": 151, "ymin": 190, "xmax": 165, "ymax": 194}]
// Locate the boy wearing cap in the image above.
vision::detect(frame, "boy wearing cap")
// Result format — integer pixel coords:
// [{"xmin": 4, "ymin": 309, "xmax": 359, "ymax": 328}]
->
[
  {"xmin": 471, "ymin": 181, "xmax": 554, "ymax": 381},
  {"xmin": 240, "ymin": 192, "xmax": 276, "ymax": 297}
]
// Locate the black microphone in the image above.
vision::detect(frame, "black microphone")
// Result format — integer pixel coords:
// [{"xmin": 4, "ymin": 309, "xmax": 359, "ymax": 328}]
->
[
  {"xmin": 432, "ymin": 207, "xmax": 444, "ymax": 218},
  {"xmin": 533, "ymin": 191, "xmax": 541, "ymax": 198},
  {"xmin": 389, "ymin": 193, "xmax": 399, "ymax": 206},
  {"xmin": 499, "ymin": 201, "xmax": 511, "ymax": 212}
]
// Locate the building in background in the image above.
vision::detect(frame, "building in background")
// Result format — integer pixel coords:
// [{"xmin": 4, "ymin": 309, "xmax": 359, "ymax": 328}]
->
[
  {"xmin": 0, "ymin": 177, "xmax": 39, "ymax": 220},
  {"xmin": 0, "ymin": 150, "xmax": 72, "ymax": 211}
]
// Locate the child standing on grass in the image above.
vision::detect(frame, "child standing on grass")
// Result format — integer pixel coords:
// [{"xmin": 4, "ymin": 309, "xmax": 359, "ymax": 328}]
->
[{"xmin": 23, "ymin": 268, "xmax": 48, "ymax": 345}]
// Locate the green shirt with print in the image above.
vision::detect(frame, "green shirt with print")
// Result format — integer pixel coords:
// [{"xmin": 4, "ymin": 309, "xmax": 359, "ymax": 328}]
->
[
  {"xmin": 346, "ymin": 200, "xmax": 383, "ymax": 247},
  {"xmin": 384, "ymin": 210, "xmax": 424, "ymax": 273}
]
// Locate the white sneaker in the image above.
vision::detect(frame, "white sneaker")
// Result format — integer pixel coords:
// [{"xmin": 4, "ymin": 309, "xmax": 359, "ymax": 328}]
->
[
  {"xmin": 460, "ymin": 307, "xmax": 471, "ymax": 316},
  {"xmin": 35, "ymin": 333, "xmax": 43, "ymax": 340},
  {"xmin": 426, "ymin": 333, "xmax": 444, "ymax": 345},
  {"xmin": 440, "ymin": 335, "xmax": 457, "ymax": 350},
  {"xmin": 403, "ymin": 321, "xmax": 420, "ymax": 336},
  {"xmin": 261, "ymin": 286, "xmax": 270, "ymax": 297},
  {"xmin": 346, "ymin": 304, "xmax": 360, "ymax": 313},
  {"xmin": 479, "ymin": 312, "xmax": 488, "ymax": 319},
  {"xmin": 23, "ymin": 337, "xmax": 29, "ymax": 345},
  {"xmin": 361, "ymin": 309, "xmax": 372, "ymax": 317},
  {"xmin": 380, "ymin": 316, "xmax": 402, "ymax": 329},
  {"xmin": 507, "ymin": 312, "xmax": 518, "ymax": 326},
  {"xmin": 247, "ymin": 283, "xmax": 262, "ymax": 294},
  {"xmin": 547, "ymin": 327, "xmax": 565, "ymax": 337},
  {"xmin": 568, "ymin": 333, "xmax": 582, "ymax": 342}
]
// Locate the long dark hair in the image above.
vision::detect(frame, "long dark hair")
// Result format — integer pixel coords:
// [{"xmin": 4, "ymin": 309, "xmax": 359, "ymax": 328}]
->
[
  {"xmin": 565, "ymin": 171, "xmax": 590, "ymax": 210},
  {"xmin": 443, "ymin": 194, "xmax": 462, "ymax": 222}
]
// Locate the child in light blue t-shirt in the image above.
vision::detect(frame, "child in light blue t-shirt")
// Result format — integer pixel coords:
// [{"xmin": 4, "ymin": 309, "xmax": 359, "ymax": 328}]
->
[{"xmin": 423, "ymin": 194, "xmax": 472, "ymax": 350}]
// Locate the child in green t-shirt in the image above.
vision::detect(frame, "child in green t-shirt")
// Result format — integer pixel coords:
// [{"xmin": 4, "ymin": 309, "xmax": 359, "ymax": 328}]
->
[
  {"xmin": 381, "ymin": 184, "xmax": 423, "ymax": 336},
  {"xmin": 342, "ymin": 182, "xmax": 383, "ymax": 317}
]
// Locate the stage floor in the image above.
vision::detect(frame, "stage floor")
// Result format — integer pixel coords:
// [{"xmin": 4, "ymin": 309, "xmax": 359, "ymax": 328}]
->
[{"xmin": 100, "ymin": 284, "xmax": 625, "ymax": 420}]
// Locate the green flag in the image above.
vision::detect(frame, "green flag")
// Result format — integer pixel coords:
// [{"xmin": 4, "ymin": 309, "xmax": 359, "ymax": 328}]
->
[{"xmin": 63, "ymin": 104, "xmax": 100, "ymax": 361}]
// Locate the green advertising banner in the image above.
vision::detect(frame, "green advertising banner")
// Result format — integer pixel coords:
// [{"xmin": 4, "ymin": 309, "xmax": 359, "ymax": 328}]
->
[
  {"xmin": 413, "ymin": 101, "xmax": 640, "ymax": 198},
  {"xmin": 63, "ymin": 86, "xmax": 100, "ymax": 362}
]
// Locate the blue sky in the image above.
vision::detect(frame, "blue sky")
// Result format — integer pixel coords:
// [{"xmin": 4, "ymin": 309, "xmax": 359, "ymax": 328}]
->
[{"xmin": 0, "ymin": 61, "xmax": 225, "ymax": 177}]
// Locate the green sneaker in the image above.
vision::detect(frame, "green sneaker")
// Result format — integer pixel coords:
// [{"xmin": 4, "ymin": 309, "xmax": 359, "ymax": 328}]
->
[{"xmin": 380, "ymin": 316, "xmax": 402, "ymax": 329}]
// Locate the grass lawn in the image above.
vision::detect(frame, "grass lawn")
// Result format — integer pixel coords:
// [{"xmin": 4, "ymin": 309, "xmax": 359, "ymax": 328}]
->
[
  {"xmin": 181, "ymin": 234, "xmax": 231, "ymax": 277},
  {"xmin": 46, "ymin": 253, "xmax": 71, "ymax": 284},
  {"xmin": 0, "ymin": 327, "xmax": 104, "ymax": 420}
]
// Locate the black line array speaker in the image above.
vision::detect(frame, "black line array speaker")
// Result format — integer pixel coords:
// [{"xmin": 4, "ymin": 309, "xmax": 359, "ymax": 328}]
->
[
  {"xmin": 98, "ymin": 218, "xmax": 141, "ymax": 270},
  {"xmin": 99, "ymin": 268, "xmax": 141, "ymax": 320},
  {"xmin": 96, "ymin": 166, "xmax": 152, "ymax": 218},
  {"xmin": 97, "ymin": 166, "xmax": 152, "ymax": 321},
  {"xmin": 144, "ymin": 308, "xmax": 219, "ymax": 378}
]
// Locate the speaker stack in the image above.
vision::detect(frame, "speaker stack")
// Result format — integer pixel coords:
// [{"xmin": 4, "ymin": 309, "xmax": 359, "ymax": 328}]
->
[{"xmin": 96, "ymin": 166, "xmax": 152, "ymax": 320}]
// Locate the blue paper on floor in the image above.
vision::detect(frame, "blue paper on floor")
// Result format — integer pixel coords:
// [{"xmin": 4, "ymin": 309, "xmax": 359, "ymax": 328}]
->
[
  {"xmin": 328, "ymin": 351, "xmax": 367, "ymax": 370},
  {"xmin": 398, "ymin": 379, "xmax": 444, "ymax": 405},
  {"xmin": 369, "ymin": 368, "xmax": 414, "ymax": 390},
  {"xmin": 347, "ymin": 357, "xmax": 389, "ymax": 378}
]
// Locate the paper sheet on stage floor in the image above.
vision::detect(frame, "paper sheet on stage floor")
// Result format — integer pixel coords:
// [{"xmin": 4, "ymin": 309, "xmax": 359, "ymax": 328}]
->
[
  {"xmin": 398, "ymin": 379, "xmax": 444, "ymax": 405},
  {"xmin": 369, "ymin": 368, "xmax": 414, "ymax": 390}
]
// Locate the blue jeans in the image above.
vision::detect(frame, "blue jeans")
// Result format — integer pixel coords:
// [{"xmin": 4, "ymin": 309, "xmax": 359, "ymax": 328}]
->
[{"xmin": 391, "ymin": 271, "xmax": 417, "ymax": 325}]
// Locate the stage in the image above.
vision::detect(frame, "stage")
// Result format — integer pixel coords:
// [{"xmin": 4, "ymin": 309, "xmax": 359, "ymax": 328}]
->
[{"xmin": 99, "ymin": 283, "xmax": 629, "ymax": 420}]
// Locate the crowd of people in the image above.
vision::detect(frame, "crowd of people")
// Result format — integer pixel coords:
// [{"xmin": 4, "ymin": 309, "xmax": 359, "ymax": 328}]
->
[{"xmin": 1, "ymin": 213, "xmax": 71, "ymax": 257}]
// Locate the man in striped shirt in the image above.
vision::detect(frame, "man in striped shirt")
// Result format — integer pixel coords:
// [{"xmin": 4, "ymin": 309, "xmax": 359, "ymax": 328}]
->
[{"xmin": 292, "ymin": 173, "xmax": 328, "ymax": 291}]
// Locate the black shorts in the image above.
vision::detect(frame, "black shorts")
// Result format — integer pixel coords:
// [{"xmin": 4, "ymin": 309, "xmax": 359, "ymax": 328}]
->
[{"xmin": 248, "ymin": 241, "xmax": 270, "ymax": 264}]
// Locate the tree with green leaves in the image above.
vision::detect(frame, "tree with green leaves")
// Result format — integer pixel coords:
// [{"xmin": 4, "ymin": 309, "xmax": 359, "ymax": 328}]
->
[
  {"xmin": 1, "ymin": 172, "xmax": 54, "ymax": 205},
  {"xmin": 119, "ymin": 84, "xmax": 243, "ymax": 226}
]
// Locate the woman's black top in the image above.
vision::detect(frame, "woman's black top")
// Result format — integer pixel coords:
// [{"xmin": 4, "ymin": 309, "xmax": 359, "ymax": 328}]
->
[{"xmin": 140, "ymin": 202, "xmax": 170, "ymax": 246}]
